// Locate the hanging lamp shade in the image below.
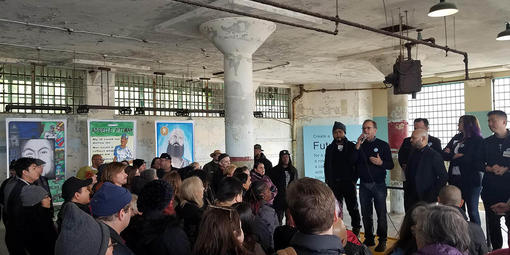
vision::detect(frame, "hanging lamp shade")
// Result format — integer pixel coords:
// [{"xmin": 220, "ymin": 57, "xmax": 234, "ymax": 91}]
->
[
  {"xmin": 428, "ymin": 0, "xmax": 458, "ymax": 17},
  {"xmin": 497, "ymin": 23, "xmax": 510, "ymax": 41}
]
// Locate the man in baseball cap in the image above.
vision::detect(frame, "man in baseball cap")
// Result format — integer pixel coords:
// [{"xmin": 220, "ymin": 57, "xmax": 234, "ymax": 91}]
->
[
  {"xmin": 254, "ymin": 144, "xmax": 273, "ymax": 173},
  {"xmin": 91, "ymin": 182, "xmax": 134, "ymax": 254},
  {"xmin": 157, "ymin": 153, "xmax": 173, "ymax": 179},
  {"xmin": 57, "ymin": 177, "xmax": 93, "ymax": 232}
]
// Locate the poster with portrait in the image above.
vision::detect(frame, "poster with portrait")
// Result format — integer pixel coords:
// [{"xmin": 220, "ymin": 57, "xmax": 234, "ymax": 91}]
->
[
  {"xmin": 88, "ymin": 120, "xmax": 136, "ymax": 164},
  {"xmin": 155, "ymin": 121, "xmax": 194, "ymax": 169},
  {"xmin": 6, "ymin": 118, "xmax": 66, "ymax": 202}
]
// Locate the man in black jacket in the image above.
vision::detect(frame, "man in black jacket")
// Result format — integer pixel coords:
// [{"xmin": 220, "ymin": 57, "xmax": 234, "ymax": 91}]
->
[
  {"xmin": 398, "ymin": 118, "xmax": 442, "ymax": 171},
  {"xmin": 479, "ymin": 110, "xmax": 510, "ymax": 250},
  {"xmin": 438, "ymin": 185, "xmax": 488, "ymax": 255},
  {"xmin": 404, "ymin": 129, "xmax": 448, "ymax": 211},
  {"xmin": 254, "ymin": 144, "xmax": 273, "ymax": 172},
  {"xmin": 323, "ymin": 121, "xmax": 361, "ymax": 236},
  {"xmin": 3, "ymin": 158, "xmax": 45, "ymax": 254},
  {"xmin": 268, "ymin": 149, "xmax": 298, "ymax": 225},
  {"xmin": 353, "ymin": 119, "xmax": 394, "ymax": 252}
]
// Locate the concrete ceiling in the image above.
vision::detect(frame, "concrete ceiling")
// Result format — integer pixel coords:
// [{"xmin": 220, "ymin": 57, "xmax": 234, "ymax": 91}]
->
[{"xmin": 0, "ymin": 0, "xmax": 509, "ymax": 86}]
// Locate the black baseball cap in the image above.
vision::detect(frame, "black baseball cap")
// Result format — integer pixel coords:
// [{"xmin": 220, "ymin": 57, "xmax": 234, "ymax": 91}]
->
[
  {"xmin": 254, "ymin": 144, "xmax": 263, "ymax": 151},
  {"xmin": 280, "ymin": 150, "xmax": 291, "ymax": 156},
  {"xmin": 15, "ymin": 158, "xmax": 45, "ymax": 172},
  {"xmin": 62, "ymin": 177, "xmax": 92, "ymax": 202},
  {"xmin": 133, "ymin": 159, "xmax": 146, "ymax": 169},
  {"xmin": 160, "ymin": 153, "xmax": 172, "ymax": 160}
]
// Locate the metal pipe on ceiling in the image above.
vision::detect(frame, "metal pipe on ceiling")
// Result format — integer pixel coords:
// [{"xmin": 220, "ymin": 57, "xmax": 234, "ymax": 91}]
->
[
  {"xmin": 172, "ymin": 0, "xmax": 338, "ymax": 35},
  {"xmin": 247, "ymin": 0, "xmax": 469, "ymax": 79},
  {"xmin": 0, "ymin": 18, "xmax": 152, "ymax": 44}
]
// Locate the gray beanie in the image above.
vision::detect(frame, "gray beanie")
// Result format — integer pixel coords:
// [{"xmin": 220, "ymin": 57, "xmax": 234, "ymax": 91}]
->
[
  {"xmin": 20, "ymin": 185, "xmax": 48, "ymax": 207},
  {"xmin": 55, "ymin": 203, "xmax": 110, "ymax": 255},
  {"xmin": 332, "ymin": 121, "xmax": 346, "ymax": 133}
]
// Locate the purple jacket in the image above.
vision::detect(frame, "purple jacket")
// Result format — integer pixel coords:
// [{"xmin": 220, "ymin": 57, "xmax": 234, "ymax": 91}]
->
[
  {"xmin": 250, "ymin": 170, "xmax": 278, "ymax": 204},
  {"xmin": 415, "ymin": 244, "xmax": 465, "ymax": 255}
]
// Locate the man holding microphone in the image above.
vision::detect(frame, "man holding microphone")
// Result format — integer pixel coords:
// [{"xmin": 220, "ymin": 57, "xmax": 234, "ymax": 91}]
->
[{"xmin": 352, "ymin": 119, "xmax": 394, "ymax": 252}]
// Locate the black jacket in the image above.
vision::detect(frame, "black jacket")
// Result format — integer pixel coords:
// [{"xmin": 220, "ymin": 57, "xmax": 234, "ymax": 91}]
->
[
  {"xmin": 398, "ymin": 135, "xmax": 442, "ymax": 169},
  {"xmin": 405, "ymin": 146, "xmax": 448, "ymax": 202},
  {"xmin": 107, "ymin": 225, "xmax": 135, "ymax": 255},
  {"xmin": 479, "ymin": 131, "xmax": 510, "ymax": 205},
  {"xmin": 268, "ymin": 163, "xmax": 298, "ymax": 211},
  {"xmin": 254, "ymin": 153, "xmax": 273, "ymax": 172},
  {"xmin": 20, "ymin": 204, "xmax": 57, "ymax": 255},
  {"xmin": 289, "ymin": 231, "xmax": 344, "ymax": 255},
  {"xmin": 353, "ymin": 138, "xmax": 394, "ymax": 183},
  {"xmin": 176, "ymin": 201, "xmax": 203, "ymax": 245},
  {"xmin": 123, "ymin": 211, "xmax": 191, "ymax": 255},
  {"xmin": 443, "ymin": 134, "xmax": 484, "ymax": 188},
  {"xmin": 324, "ymin": 139, "xmax": 357, "ymax": 184},
  {"xmin": 4, "ymin": 178, "xmax": 29, "ymax": 254}
]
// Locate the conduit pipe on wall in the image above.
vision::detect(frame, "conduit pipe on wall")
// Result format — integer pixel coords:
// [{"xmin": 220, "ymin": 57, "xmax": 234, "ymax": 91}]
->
[{"xmin": 290, "ymin": 85, "xmax": 387, "ymax": 162}]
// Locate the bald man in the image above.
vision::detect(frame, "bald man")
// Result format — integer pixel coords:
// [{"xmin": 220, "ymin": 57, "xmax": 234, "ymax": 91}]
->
[
  {"xmin": 438, "ymin": 185, "xmax": 488, "ymax": 255},
  {"xmin": 404, "ymin": 129, "xmax": 448, "ymax": 211}
]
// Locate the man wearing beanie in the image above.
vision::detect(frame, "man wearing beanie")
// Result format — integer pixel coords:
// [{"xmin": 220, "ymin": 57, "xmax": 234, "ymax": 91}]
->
[
  {"xmin": 91, "ymin": 182, "xmax": 134, "ymax": 255},
  {"xmin": 56, "ymin": 202, "xmax": 113, "ymax": 255},
  {"xmin": 324, "ymin": 121, "xmax": 361, "ymax": 237},
  {"xmin": 123, "ymin": 180, "xmax": 191, "ymax": 255}
]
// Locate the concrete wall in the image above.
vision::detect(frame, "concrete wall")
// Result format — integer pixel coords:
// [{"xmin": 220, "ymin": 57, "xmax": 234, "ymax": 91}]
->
[{"xmin": 292, "ymin": 84, "xmax": 373, "ymax": 177}]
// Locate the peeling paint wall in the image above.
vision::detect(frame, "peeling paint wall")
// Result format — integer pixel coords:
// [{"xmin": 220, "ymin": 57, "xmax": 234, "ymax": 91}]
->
[{"xmin": 293, "ymin": 84, "xmax": 373, "ymax": 178}]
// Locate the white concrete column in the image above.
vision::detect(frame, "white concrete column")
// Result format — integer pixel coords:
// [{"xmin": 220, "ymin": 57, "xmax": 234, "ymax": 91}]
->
[
  {"xmin": 200, "ymin": 17, "xmax": 275, "ymax": 166},
  {"xmin": 369, "ymin": 55, "xmax": 406, "ymax": 214}
]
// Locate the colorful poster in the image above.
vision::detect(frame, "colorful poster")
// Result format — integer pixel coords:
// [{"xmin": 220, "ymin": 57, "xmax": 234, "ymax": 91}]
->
[
  {"xmin": 303, "ymin": 124, "xmax": 361, "ymax": 181},
  {"xmin": 6, "ymin": 118, "xmax": 66, "ymax": 202},
  {"xmin": 155, "ymin": 121, "xmax": 194, "ymax": 169},
  {"xmin": 88, "ymin": 120, "xmax": 136, "ymax": 164}
]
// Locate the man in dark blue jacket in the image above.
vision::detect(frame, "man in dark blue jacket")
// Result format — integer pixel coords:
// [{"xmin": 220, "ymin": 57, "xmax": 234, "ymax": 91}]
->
[
  {"xmin": 324, "ymin": 121, "xmax": 361, "ymax": 236},
  {"xmin": 353, "ymin": 119, "xmax": 394, "ymax": 252},
  {"xmin": 404, "ymin": 129, "xmax": 448, "ymax": 211}
]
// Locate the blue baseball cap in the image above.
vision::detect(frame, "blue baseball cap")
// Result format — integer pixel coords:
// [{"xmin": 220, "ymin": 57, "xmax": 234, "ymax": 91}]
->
[
  {"xmin": 90, "ymin": 182, "xmax": 132, "ymax": 217},
  {"xmin": 121, "ymin": 133, "xmax": 128, "ymax": 139}
]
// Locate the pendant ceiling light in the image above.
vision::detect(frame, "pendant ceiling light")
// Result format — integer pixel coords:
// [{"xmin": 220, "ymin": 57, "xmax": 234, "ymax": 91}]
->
[
  {"xmin": 497, "ymin": 22, "xmax": 510, "ymax": 41},
  {"xmin": 428, "ymin": 0, "xmax": 458, "ymax": 17}
]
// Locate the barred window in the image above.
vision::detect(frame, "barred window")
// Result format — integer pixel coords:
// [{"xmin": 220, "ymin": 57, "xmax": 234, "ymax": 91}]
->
[
  {"xmin": 408, "ymin": 82, "xmax": 465, "ymax": 147},
  {"xmin": 493, "ymin": 77, "xmax": 510, "ymax": 117},
  {"xmin": 255, "ymin": 86, "xmax": 290, "ymax": 119},
  {"xmin": 115, "ymin": 73, "xmax": 224, "ymax": 117},
  {"xmin": 0, "ymin": 63, "xmax": 86, "ymax": 114}
]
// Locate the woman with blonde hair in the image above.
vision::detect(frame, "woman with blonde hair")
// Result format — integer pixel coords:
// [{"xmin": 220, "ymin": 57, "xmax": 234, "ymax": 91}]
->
[{"xmin": 177, "ymin": 176, "xmax": 205, "ymax": 244}]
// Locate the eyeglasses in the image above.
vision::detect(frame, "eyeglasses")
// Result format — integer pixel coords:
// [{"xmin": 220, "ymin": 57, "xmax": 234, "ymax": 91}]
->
[{"xmin": 208, "ymin": 205, "xmax": 234, "ymax": 220}]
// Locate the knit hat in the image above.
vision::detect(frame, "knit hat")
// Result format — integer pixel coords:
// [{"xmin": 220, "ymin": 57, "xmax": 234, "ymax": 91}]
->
[
  {"xmin": 90, "ymin": 182, "xmax": 132, "ymax": 217},
  {"xmin": 20, "ymin": 185, "xmax": 48, "ymax": 207},
  {"xmin": 218, "ymin": 153, "xmax": 230, "ymax": 162},
  {"xmin": 62, "ymin": 177, "xmax": 92, "ymax": 202},
  {"xmin": 55, "ymin": 202, "xmax": 110, "ymax": 255},
  {"xmin": 137, "ymin": 180, "xmax": 173, "ymax": 213},
  {"xmin": 332, "ymin": 121, "xmax": 346, "ymax": 133}
]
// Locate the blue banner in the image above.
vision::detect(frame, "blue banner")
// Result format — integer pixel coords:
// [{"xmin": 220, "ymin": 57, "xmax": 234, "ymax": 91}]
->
[
  {"xmin": 303, "ymin": 124, "xmax": 362, "ymax": 181},
  {"xmin": 155, "ymin": 121, "xmax": 194, "ymax": 169}
]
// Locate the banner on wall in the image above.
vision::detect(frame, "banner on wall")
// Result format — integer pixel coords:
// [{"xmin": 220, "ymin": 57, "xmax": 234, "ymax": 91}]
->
[
  {"xmin": 6, "ymin": 118, "xmax": 66, "ymax": 202},
  {"xmin": 155, "ymin": 121, "xmax": 194, "ymax": 169},
  {"xmin": 88, "ymin": 120, "xmax": 136, "ymax": 164},
  {"xmin": 303, "ymin": 124, "xmax": 362, "ymax": 181}
]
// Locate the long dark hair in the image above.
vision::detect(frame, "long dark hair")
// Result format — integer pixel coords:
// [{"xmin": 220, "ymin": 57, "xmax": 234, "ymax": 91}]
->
[
  {"xmin": 193, "ymin": 206, "xmax": 252, "ymax": 255},
  {"xmin": 233, "ymin": 202, "xmax": 258, "ymax": 252},
  {"xmin": 244, "ymin": 181, "xmax": 267, "ymax": 215},
  {"xmin": 459, "ymin": 115, "xmax": 481, "ymax": 139}
]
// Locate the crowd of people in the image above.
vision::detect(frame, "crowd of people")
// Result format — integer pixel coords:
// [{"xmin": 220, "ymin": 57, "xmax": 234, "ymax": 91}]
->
[{"xmin": 0, "ymin": 110, "xmax": 509, "ymax": 255}]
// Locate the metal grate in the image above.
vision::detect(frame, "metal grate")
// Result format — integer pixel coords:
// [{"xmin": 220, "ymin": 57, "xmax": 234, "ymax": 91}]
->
[
  {"xmin": 408, "ymin": 82, "xmax": 465, "ymax": 148},
  {"xmin": 115, "ymin": 73, "xmax": 224, "ymax": 117},
  {"xmin": 255, "ymin": 86, "xmax": 290, "ymax": 119},
  {"xmin": 492, "ymin": 77, "xmax": 510, "ymax": 119},
  {"xmin": 0, "ymin": 63, "xmax": 86, "ymax": 114}
]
